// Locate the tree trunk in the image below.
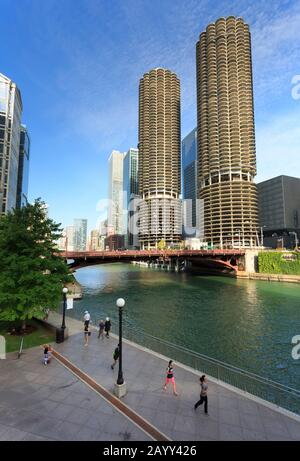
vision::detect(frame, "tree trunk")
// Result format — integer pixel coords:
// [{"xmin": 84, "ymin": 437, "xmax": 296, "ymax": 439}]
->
[{"xmin": 21, "ymin": 319, "xmax": 27, "ymax": 332}]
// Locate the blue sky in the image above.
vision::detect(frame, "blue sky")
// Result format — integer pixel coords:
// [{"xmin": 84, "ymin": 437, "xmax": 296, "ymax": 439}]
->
[{"xmin": 2, "ymin": 0, "xmax": 300, "ymax": 232}]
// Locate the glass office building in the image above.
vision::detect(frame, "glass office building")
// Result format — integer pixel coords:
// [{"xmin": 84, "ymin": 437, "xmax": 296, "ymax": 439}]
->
[
  {"xmin": 16, "ymin": 125, "xmax": 30, "ymax": 209},
  {"xmin": 123, "ymin": 148, "xmax": 139, "ymax": 248},
  {"xmin": 108, "ymin": 150, "xmax": 124, "ymax": 236},
  {"xmin": 182, "ymin": 128, "xmax": 197, "ymax": 235},
  {"xmin": 258, "ymin": 175, "xmax": 300, "ymax": 248},
  {"xmin": 0, "ymin": 73, "xmax": 23, "ymax": 214},
  {"xmin": 73, "ymin": 219, "xmax": 88, "ymax": 251}
]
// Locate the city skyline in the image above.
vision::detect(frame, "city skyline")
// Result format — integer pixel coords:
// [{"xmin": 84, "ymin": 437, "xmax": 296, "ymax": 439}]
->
[{"xmin": 1, "ymin": 0, "xmax": 300, "ymax": 230}]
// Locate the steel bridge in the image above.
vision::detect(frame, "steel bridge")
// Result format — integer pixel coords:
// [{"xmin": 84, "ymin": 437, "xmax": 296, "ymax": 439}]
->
[{"xmin": 61, "ymin": 249, "xmax": 246, "ymax": 272}]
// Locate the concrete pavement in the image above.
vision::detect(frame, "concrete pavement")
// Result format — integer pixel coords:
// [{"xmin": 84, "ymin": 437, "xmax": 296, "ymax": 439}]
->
[
  {"xmin": 0, "ymin": 313, "xmax": 300, "ymax": 441},
  {"xmin": 0, "ymin": 347, "xmax": 150, "ymax": 441}
]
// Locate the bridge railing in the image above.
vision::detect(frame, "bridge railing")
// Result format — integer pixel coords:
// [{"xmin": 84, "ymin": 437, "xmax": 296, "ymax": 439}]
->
[
  {"xmin": 61, "ymin": 248, "xmax": 245, "ymax": 258},
  {"xmin": 110, "ymin": 321, "xmax": 300, "ymax": 416}
]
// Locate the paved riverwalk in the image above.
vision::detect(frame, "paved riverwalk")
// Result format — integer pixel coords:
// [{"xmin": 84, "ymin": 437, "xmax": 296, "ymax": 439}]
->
[{"xmin": 0, "ymin": 314, "xmax": 300, "ymax": 441}]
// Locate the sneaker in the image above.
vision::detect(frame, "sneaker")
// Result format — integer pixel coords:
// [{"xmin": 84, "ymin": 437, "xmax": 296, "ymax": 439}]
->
[{"xmin": 205, "ymin": 412, "xmax": 209, "ymax": 416}]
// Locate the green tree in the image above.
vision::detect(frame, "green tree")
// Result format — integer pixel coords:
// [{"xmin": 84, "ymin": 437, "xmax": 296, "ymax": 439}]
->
[
  {"xmin": 0, "ymin": 199, "xmax": 72, "ymax": 329},
  {"xmin": 157, "ymin": 240, "xmax": 166, "ymax": 250}
]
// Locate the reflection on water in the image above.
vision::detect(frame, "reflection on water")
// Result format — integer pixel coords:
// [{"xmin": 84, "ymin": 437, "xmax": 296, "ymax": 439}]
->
[{"xmin": 68, "ymin": 263, "xmax": 300, "ymax": 389}]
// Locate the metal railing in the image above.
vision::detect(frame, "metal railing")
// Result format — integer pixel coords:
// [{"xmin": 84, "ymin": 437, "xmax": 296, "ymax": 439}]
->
[{"xmin": 109, "ymin": 320, "xmax": 300, "ymax": 416}]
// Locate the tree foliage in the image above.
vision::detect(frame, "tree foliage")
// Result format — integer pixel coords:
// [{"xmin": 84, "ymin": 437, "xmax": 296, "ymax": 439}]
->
[
  {"xmin": 0, "ymin": 199, "xmax": 72, "ymax": 324},
  {"xmin": 258, "ymin": 251, "xmax": 300, "ymax": 275},
  {"xmin": 157, "ymin": 240, "xmax": 167, "ymax": 250}
]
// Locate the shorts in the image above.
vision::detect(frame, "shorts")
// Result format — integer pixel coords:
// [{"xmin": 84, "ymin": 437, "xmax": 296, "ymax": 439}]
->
[{"xmin": 165, "ymin": 377, "xmax": 175, "ymax": 384}]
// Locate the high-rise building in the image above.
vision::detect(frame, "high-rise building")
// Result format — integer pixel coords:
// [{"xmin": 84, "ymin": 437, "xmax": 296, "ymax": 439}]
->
[
  {"xmin": 182, "ymin": 128, "xmax": 197, "ymax": 236},
  {"xmin": 16, "ymin": 125, "xmax": 30, "ymax": 209},
  {"xmin": 108, "ymin": 150, "xmax": 124, "ymax": 235},
  {"xmin": 65, "ymin": 225, "xmax": 75, "ymax": 251},
  {"xmin": 0, "ymin": 73, "xmax": 23, "ymax": 214},
  {"xmin": 57, "ymin": 235, "xmax": 66, "ymax": 251},
  {"xmin": 58, "ymin": 225, "xmax": 74, "ymax": 251},
  {"xmin": 98, "ymin": 235, "xmax": 106, "ymax": 251},
  {"xmin": 99, "ymin": 219, "xmax": 107, "ymax": 235},
  {"xmin": 123, "ymin": 148, "xmax": 139, "ymax": 248},
  {"xmin": 196, "ymin": 17, "xmax": 258, "ymax": 248},
  {"xmin": 73, "ymin": 219, "xmax": 87, "ymax": 251},
  {"xmin": 257, "ymin": 175, "xmax": 300, "ymax": 248},
  {"xmin": 138, "ymin": 68, "xmax": 181, "ymax": 249},
  {"xmin": 105, "ymin": 234, "xmax": 125, "ymax": 251},
  {"xmin": 89, "ymin": 229, "xmax": 101, "ymax": 251}
]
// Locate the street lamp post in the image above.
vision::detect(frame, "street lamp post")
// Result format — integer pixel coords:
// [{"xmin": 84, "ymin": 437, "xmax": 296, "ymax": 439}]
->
[
  {"xmin": 114, "ymin": 298, "xmax": 127, "ymax": 398},
  {"xmin": 61, "ymin": 287, "xmax": 68, "ymax": 341}
]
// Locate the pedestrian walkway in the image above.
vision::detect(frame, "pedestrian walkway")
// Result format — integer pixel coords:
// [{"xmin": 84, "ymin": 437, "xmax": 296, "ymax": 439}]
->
[
  {"xmin": 52, "ymin": 324, "xmax": 300, "ymax": 441},
  {"xmin": 0, "ymin": 348, "xmax": 150, "ymax": 441},
  {"xmin": 1, "ymin": 313, "xmax": 300, "ymax": 441}
]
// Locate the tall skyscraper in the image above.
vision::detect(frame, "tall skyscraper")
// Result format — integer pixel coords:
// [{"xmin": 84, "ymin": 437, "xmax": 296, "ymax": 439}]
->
[
  {"xmin": 65, "ymin": 225, "xmax": 75, "ymax": 251},
  {"xmin": 138, "ymin": 68, "xmax": 181, "ymax": 249},
  {"xmin": 73, "ymin": 219, "xmax": 87, "ymax": 251},
  {"xmin": 16, "ymin": 125, "xmax": 30, "ymax": 209},
  {"xmin": 89, "ymin": 229, "xmax": 101, "ymax": 251},
  {"xmin": 0, "ymin": 73, "xmax": 23, "ymax": 214},
  {"xmin": 182, "ymin": 128, "xmax": 197, "ymax": 236},
  {"xmin": 196, "ymin": 17, "xmax": 258, "ymax": 248},
  {"xmin": 108, "ymin": 150, "xmax": 124, "ymax": 235},
  {"xmin": 123, "ymin": 148, "xmax": 139, "ymax": 248}
]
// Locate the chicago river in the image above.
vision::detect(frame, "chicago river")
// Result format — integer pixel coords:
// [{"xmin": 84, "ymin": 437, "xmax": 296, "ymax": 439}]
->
[{"xmin": 67, "ymin": 263, "xmax": 300, "ymax": 389}]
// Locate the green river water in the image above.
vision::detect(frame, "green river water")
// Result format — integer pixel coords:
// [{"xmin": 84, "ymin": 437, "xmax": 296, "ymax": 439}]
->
[{"xmin": 68, "ymin": 263, "xmax": 300, "ymax": 390}]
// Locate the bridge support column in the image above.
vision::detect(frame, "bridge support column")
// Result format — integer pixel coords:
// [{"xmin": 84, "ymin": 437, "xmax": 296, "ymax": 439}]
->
[
  {"xmin": 242, "ymin": 250, "xmax": 259, "ymax": 273},
  {"xmin": 184, "ymin": 259, "xmax": 191, "ymax": 270}
]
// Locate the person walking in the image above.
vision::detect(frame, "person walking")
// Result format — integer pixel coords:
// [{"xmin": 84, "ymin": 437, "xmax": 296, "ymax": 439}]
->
[
  {"xmin": 163, "ymin": 360, "xmax": 178, "ymax": 396},
  {"xmin": 84, "ymin": 323, "xmax": 91, "ymax": 346},
  {"xmin": 104, "ymin": 317, "xmax": 111, "ymax": 338},
  {"xmin": 111, "ymin": 344, "xmax": 120, "ymax": 370},
  {"xmin": 43, "ymin": 344, "xmax": 52, "ymax": 365},
  {"xmin": 83, "ymin": 311, "xmax": 91, "ymax": 327},
  {"xmin": 194, "ymin": 375, "xmax": 209, "ymax": 415},
  {"xmin": 98, "ymin": 319, "xmax": 105, "ymax": 339}
]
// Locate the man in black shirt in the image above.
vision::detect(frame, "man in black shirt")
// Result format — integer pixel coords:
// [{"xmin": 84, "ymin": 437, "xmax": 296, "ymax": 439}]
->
[{"xmin": 111, "ymin": 344, "xmax": 120, "ymax": 369}]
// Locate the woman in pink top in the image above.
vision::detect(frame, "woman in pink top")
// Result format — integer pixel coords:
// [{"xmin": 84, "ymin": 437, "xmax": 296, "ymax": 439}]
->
[{"xmin": 163, "ymin": 360, "xmax": 178, "ymax": 396}]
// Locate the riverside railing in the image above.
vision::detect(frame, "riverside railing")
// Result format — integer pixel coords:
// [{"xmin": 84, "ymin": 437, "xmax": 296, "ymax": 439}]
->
[{"xmin": 110, "ymin": 320, "xmax": 300, "ymax": 416}]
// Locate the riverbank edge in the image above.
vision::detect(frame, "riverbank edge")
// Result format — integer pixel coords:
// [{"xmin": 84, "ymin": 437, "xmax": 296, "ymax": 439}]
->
[
  {"xmin": 237, "ymin": 271, "xmax": 300, "ymax": 284},
  {"xmin": 41, "ymin": 311, "xmax": 300, "ymax": 424},
  {"xmin": 133, "ymin": 260, "xmax": 300, "ymax": 283},
  {"xmin": 66, "ymin": 277, "xmax": 83, "ymax": 299}
]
